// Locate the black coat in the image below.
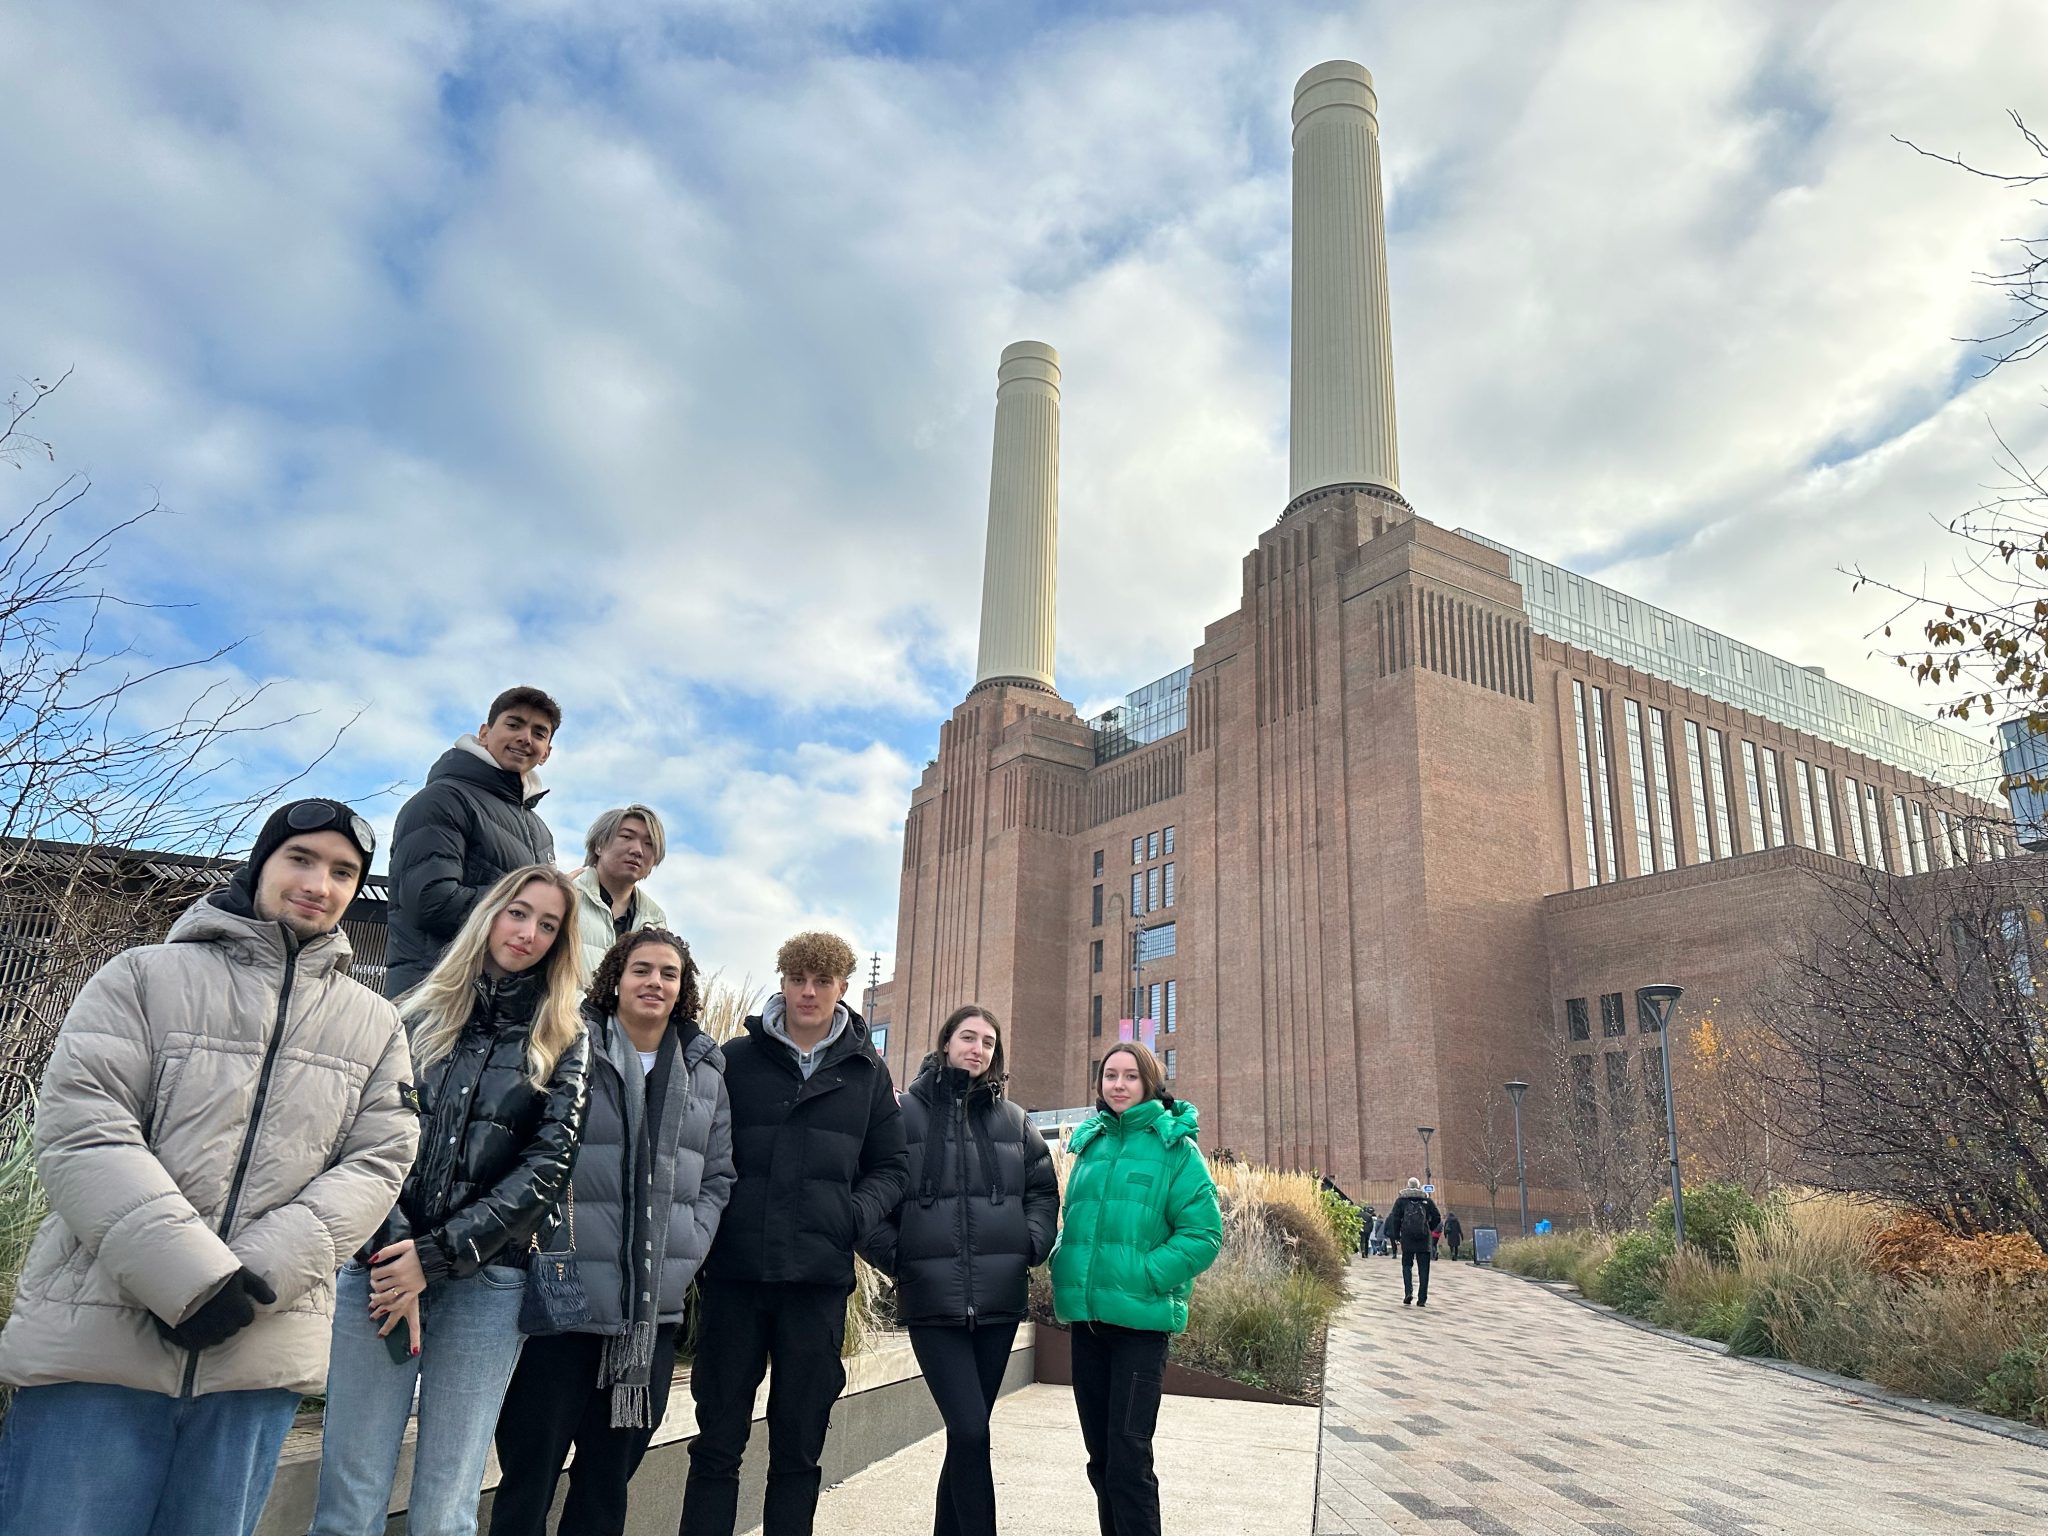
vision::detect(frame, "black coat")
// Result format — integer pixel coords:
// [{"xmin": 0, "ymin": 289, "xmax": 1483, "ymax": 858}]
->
[
  {"xmin": 384, "ymin": 745, "xmax": 556, "ymax": 997},
  {"xmin": 857, "ymin": 1057, "xmax": 1059, "ymax": 1327},
  {"xmin": 1386, "ymin": 1192, "xmax": 1442, "ymax": 1252},
  {"xmin": 371, "ymin": 971, "xmax": 591, "ymax": 1282},
  {"xmin": 700, "ymin": 1008, "xmax": 907, "ymax": 1290}
]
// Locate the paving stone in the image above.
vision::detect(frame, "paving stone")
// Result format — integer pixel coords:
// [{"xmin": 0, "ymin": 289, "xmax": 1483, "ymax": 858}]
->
[{"xmin": 1314, "ymin": 1261, "xmax": 2048, "ymax": 1536}]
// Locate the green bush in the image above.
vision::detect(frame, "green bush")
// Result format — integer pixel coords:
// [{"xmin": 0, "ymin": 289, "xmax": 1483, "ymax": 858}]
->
[
  {"xmin": 1174, "ymin": 1263, "xmax": 1336, "ymax": 1401},
  {"xmin": 1587, "ymin": 1231, "xmax": 1673, "ymax": 1317},
  {"xmin": 1648, "ymin": 1246, "xmax": 1753, "ymax": 1341},
  {"xmin": 1649, "ymin": 1181, "xmax": 1766, "ymax": 1265},
  {"xmin": 1978, "ymin": 1339, "xmax": 2048, "ymax": 1427},
  {"xmin": 1317, "ymin": 1188, "xmax": 1364, "ymax": 1258}
]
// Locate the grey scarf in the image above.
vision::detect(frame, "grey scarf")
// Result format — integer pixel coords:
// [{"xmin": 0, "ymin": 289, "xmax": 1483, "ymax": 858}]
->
[{"xmin": 599, "ymin": 1017, "xmax": 696, "ymax": 1427}]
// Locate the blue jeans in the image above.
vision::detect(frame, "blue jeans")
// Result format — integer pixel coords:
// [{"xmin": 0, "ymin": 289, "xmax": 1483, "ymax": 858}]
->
[
  {"xmin": 0, "ymin": 1379, "xmax": 299, "ymax": 1536},
  {"xmin": 308, "ymin": 1260, "xmax": 527, "ymax": 1536}
]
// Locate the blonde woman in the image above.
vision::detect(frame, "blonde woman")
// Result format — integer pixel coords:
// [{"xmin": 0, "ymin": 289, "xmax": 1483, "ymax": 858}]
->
[{"xmin": 309, "ymin": 866, "xmax": 590, "ymax": 1536}]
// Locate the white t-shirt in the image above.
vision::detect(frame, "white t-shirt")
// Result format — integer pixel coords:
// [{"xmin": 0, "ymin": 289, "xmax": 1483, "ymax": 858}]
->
[{"xmin": 637, "ymin": 1049, "xmax": 658, "ymax": 1076}]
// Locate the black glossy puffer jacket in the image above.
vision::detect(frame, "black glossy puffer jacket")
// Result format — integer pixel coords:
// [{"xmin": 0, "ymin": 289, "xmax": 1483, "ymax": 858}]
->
[
  {"xmin": 384, "ymin": 743, "xmax": 556, "ymax": 997},
  {"xmin": 369, "ymin": 970, "xmax": 590, "ymax": 1282},
  {"xmin": 857, "ymin": 1056, "xmax": 1058, "ymax": 1327}
]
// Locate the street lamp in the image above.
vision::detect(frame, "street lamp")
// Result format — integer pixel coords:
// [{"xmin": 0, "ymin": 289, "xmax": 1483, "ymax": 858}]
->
[
  {"xmin": 1637, "ymin": 983, "xmax": 1687, "ymax": 1246},
  {"xmin": 1417, "ymin": 1126, "xmax": 1434, "ymax": 1189},
  {"xmin": 1503, "ymin": 1080, "xmax": 1531, "ymax": 1235}
]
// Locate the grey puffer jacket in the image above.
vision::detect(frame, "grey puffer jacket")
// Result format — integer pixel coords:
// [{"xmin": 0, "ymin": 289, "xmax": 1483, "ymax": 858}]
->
[
  {"xmin": 549, "ymin": 1010, "xmax": 733, "ymax": 1331},
  {"xmin": 0, "ymin": 892, "xmax": 416, "ymax": 1396}
]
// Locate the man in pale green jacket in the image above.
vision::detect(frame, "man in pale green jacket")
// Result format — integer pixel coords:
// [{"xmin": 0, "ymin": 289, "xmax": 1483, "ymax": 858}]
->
[{"xmin": 574, "ymin": 804, "xmax": 671, "ymax": 975}]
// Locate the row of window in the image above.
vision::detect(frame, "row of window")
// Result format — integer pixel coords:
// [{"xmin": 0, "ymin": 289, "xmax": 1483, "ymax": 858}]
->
[
  {"xmin": 1088, "ymin": 979, "xmax": 1181, "ymax": 1037},
  {"xmin": 1568, "ymin": 1048, "xmax": 1668, "ymax": 1131},
  {"xmin": 1132, "ymin": 826, "xmax": 1176, "ymax": 866},
  {"xmin": 1129, "ymin": 863, "xmax": 1177, "ymax": 914},
  {"xmin": 1570, "ymin": 679, "xmax": 2012, "ymax": 888},
  {"xmin": 1565, "ymin": 991, "xmax": 1663, "ymax": 1041}
]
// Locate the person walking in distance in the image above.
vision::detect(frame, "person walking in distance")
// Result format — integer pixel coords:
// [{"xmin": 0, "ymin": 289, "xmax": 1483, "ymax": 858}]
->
[
  {"xmin": 858, "ymin": 1006, "xmax": 1059, "ymax": 1536},
  {"xmin": 572, "ymin": 805, "xmax": 671, "ymax": 976},
  {"xmin": 1386, "ymin": 1178, "xmax": 1442, "ymax": 1307},
  {"xmin": 1444, "ymin": 1211, "xmax": 1464, "ymax": 1262},
  {"xmin": 679, "ymin": 932, "xmax": 908, "ymax": 1536},
  {"xmin": 490, "ymin": 928, "xmax": 734, "ymax": 1536},
  {"xmin": 1051, "ymin": 1042, "xmax": 1224, "ymax": 1536},
  {"xmin": 384, "ymin": 686, "xmax": 561, "ymax": 997},
  {"xmin": 0, "ymin": 801, "xmax": 416, "ymax": 1536},
  {"xmin": 308, "ymin": 866, "xmax": 590, "ymax": 1536}
]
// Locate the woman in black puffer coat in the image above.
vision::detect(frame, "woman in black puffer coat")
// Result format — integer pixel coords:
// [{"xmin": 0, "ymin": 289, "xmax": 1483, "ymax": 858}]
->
[{"xmin": 859, "ymin": 1005, "xmax": 1058, "ymax": 1536}]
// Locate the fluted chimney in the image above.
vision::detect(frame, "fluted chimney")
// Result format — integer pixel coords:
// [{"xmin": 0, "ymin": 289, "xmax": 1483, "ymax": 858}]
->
[
  {"xmin": 1290, "ymin": 60, "xmax": 1400, "ymax": 504},
  {"xmin": 973, "ymin": 340, "xmax": 1061, "ymax": 692}
]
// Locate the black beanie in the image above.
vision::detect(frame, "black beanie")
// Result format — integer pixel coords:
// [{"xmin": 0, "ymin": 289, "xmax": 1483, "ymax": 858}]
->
[{"xmin": 227, "ymin": 798, "xmax": 377, "ymax": 910}]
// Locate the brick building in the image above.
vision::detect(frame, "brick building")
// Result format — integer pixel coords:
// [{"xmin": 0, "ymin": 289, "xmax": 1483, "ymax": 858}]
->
[{"xmin": 871, "ymin": 62, "xmax": 2012, "ymax": 1214}]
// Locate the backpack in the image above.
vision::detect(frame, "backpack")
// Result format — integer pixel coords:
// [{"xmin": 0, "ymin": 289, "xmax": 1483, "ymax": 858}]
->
[{"xmin": 1399, "ymin": 1198, "xmax": 1430, "ymax": 1244}]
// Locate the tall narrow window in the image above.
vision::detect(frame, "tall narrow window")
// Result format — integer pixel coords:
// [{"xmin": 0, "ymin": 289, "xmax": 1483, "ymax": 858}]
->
[
  {"xmin": 1163, "ymin": 825, "xmax": 1175, "ymax": 854},
  {"xmin": 1571, "ymin": 681, "xmax": 1601, "ymax": 886},
  {"xmin": 1740, "ymin": 741, "xmax": 1768, "ymax": 851},
  {"xmin": 1566, "ymin": 997, "xmax": 1592, "ymax": 1041},
  {"xmin": 1132, "ymin": 872, "xmax": 1143, "ymax": 912},
  {"xmin": 1163, "ymin": 1047, "xmax": 1178, "ymax": 1081},
  {"xmin": 1165, "ymin": 979, "xmax": 1178, "ymax": 1033},
  {"xmin": 1980, "ymin": 825, "xmax": 1996, "ymax": 862},
  {"xmin": 1591, "ymin": 686, "xmax": 1620, "ymax": 882},
  {"xmin": 1707, "ymin": 727, "xmax": 1736, "ymax": 859},
  {"xmin": 1093, "ymin": 849, "xmax": 1104, "ymax": 877},
  {"xmin": 1813, "ymin": 767, "xmax": 1840, "ymax": 856},
  {"xmin": 1091, "ymin": 940, "xmax": 1103, "ymax": 974},
  {"xmin": 1863, "ymin": 782, "xmax": 1889, "ymax": 871},
  {"xmin": 1684, "ymin": 720, "xmax": 1715, "ymax": 860},
  {"xmin": 1623, "ymin": 699, "xmax": 1655, "ymax": 875},
  {"xmin": 1648, "ymin": 707, "xmax": 1678, "ymax": 870},
  {"xmin": 1091, "ymin": 994, "xmax": 1102, "ymax": 1036},
  {"xmin": 1092, "ymin": 885, "xmax": 1103, "ymax": 926},
  {"xmin": 1762, "ymin": 747, "xmax": 1787, "ymax": 848},
  {"xmin": 1162, "ymin": 862, "xmax": 1176, "ymax": 907},
  {"xmin": 1938, "ymin": 809, "xmax": 1961, "ymax": 865},
  {"xmin": 1600, "ymin": 992, "xmax": 1626, "ymax": 1036},
  {"xmin": 1908, "ymin": 802, "xmax": 1932, "ymax": 872},
  {"xmin": 1844, "ymin": 776, "xmax": 1870, "ymax": 863},
  {"xmin": 1148, "ymin": 981, "xmax": 1163, "ymax": 1024},
  {"xmin": 1148, "ymin": 830, "xmax": 1160, "ymax": 860},
  {"xmin": 1794, "ymin": 760, "xmax": 1818, "ymax": 849},
  {"xmin": 1892, "ymin": 794, "xmax": 1916, "ymax": 873},
  {"xmin": 1147, "ymin": 866, "xmax": 1160, "ymax": 911},
  {"xmin": 1132, "ymin": 837, "xmax": 1143, "ymax": 866}
]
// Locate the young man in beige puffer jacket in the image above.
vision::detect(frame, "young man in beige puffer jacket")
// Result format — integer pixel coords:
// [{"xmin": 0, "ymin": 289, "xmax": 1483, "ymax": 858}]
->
[{"xmin": 0, "ymin": 799, "xmax": 418, "ymax": 1536}]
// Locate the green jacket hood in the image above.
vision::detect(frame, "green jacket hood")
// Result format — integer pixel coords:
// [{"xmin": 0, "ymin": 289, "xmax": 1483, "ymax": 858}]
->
[{"xmin": 1067, "ymin": 1096, "xmax": 1200, "ymax": 1157}]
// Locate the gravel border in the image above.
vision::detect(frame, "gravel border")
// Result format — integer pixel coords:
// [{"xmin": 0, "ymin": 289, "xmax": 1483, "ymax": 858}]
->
[{"xmin": 1485, "ymin": 1264, "xmax": 2048, "ymax": 1453}]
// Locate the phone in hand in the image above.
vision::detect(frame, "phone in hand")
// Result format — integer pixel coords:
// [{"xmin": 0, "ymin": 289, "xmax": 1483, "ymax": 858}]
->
[{"xmin": 383, "ymin": 1320, "xmax": 413, "ymax": 1365}]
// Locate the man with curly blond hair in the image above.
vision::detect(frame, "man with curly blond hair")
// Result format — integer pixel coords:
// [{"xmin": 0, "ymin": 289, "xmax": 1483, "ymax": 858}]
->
[{"xmin": 680, "ymin": 931, "xmax": 907, "ymax": 1536}]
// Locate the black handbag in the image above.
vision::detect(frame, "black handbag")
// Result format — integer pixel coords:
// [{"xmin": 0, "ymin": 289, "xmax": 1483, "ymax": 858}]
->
[{"xmin": 518, "ymin": 1184, "xmax": 590, "ymax": 1336}]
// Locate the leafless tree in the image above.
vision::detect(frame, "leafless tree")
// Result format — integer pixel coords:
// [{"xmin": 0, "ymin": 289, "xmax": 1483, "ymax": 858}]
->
[
  {"xmin": 1468, "ymin": 1087, "xmax": 1516, "ymax": 1231},
  {"xmin": 1752, "ymin": 848, "xmax": 2048, "ymax": 1249},
  {"xmin": 1, "ymin": 371, "xmax": 355, "ymax": 1120},
  {"xmin": 1535, "ymin": 1018, "xmax": 1669, "ymax": 1231}
]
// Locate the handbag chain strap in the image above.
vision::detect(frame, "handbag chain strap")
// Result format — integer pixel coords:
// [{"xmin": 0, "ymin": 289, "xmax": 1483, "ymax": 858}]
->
[{"xmin": 529, "ymin": 1180, "xmax": 575, "ymax": 1254}]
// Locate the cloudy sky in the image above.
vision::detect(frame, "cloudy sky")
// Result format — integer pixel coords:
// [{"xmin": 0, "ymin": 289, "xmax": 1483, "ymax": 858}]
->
[{"xmin": 5, "ymin": 0, "xmax": 2046, "ymax": 983}]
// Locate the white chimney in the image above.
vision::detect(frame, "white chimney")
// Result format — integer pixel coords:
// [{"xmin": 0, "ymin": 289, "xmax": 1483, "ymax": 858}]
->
[
  {"xmin": 1290, "ymin": 60, "xmax": 1401, "ymax": 503},
  {"xmin": 973, "ymin": 340, "xmax": 1061, "ymax": 691}
]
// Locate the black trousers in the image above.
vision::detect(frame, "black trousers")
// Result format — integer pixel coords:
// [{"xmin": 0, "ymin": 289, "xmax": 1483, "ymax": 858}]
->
[
  {"xmin": 1068, "ymin": 1322, "xmax": 1168, "ymax": 1536},
  {"xmin": 907, "ymin": 1321, "xmax": 1019, "ymax": 1536},
  {"xmin": 1401, "ymin": 1243, "xmax": 1432, "ymax": 1303},
  {"xmin": 489, "ymin": 1324, "xmax": 680, "ymax": 1536},
  {"xmin": 679, "ymin": 1280, "xmax": 847, "ymax": 1536}
]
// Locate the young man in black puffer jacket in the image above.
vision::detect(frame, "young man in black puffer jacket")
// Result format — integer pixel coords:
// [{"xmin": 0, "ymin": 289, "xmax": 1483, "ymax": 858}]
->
[
  {"xmin": 680, "ymin": 932, "xmax": 907, "ymax": 1536},
  {"xmin": 858, "ymin": 1006, "xmax": 1058, "ymax": 1536}
]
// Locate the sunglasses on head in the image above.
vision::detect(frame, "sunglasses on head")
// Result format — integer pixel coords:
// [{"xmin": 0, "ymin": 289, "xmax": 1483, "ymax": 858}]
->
[{"xmin": 285, "ymin": 799, "xmax": 377, "ymax": 859}]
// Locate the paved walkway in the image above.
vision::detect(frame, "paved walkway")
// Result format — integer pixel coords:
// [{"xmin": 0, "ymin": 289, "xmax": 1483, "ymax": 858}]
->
[
  {"xmin": 807, "ymin": 1380, "xmax": 1319, "ymax": 1534},
  {"xmin": 1317, "ymin": 1257, "xmax": 2048, "ymax": 1535}
]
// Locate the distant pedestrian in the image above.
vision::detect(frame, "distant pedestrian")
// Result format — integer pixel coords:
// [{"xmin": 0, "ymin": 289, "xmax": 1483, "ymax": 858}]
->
[
  {"xmin": 1368, "ymin": 1214, "xmax": 1387, "ymax": 1257},
  {"xmin": 1358, "ymin": 1205, "xmax": 1377, "ymax": 1258},
  {"xmin": 1386, "ymin": 1177, "xmax": 1442, "ymax": 1307},
  {"xmin": 1444, "ymin": 1212, "xmax": 1464, "ymax": 1261},
  {"xmin": 1052, "ymin": 1042, "xmax": 1223, "ymax": 1536}
]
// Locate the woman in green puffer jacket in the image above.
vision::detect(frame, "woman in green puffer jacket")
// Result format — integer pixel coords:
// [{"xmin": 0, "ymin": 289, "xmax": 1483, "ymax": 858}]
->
[{"xmin": 1050, "ymin": 1041, "xmax": 1222, "ymax": 1536}]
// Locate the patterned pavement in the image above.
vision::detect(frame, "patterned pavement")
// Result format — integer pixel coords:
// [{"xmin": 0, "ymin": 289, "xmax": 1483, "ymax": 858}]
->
[{"xmin": 1316, "ymin": 1256, "xmax": 2048, "ymax": 1535}]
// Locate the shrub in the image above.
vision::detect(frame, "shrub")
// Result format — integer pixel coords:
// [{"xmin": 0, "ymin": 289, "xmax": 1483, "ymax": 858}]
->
[
  {"xmin": 1174, "ymin": 1231, "xmax": 1337, "ymax": 1401},
  {"xmin": 1649, "ymin": 1181, "xmax": 1765, "ymax": 1265},
  {"xmin": 1317, "ymin": 1187, "xmax": 1364, "ymax": 1258},
  {"xmin": 1872, "ymin": 1209, "xmax": 2048, "ymax": 1290},
  {"xmin": 1727, "ymin": 1195, "xmax": 1885, "ymax": 1372},
  {"xmin": 1264, "ymin": 1198, "xmax": 1348, "ymax": 1290},
  {"xmin": 1495, "ymin": 1229, "xmax": 1612, "ymax": 1284},
  {"xmin": 1588, "ymin": 1231, "xmax": 1672, "ymax": 1317},
  {"xmin": 1978, "ymin": 1339, "xmax": 2048, "ymax": 1427},
  {"xmin": 1861, "ymin": 1279, "xmax": 2038, "ymax": 1408},
  {"xmin": 1649, "ymin": 1246, "xmax": 1753, "ymax": 1341}
]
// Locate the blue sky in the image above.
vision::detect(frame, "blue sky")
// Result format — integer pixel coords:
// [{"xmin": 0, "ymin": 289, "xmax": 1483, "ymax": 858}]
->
[{"xmin": 5, "ymin": 0, "xmax": 2046, "ymax": 982}]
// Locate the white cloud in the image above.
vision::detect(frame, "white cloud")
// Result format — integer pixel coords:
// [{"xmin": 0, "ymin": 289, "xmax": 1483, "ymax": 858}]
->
[{"xmin": 5, "ymin": 0, "xmax": 2047, "ymax": 976}]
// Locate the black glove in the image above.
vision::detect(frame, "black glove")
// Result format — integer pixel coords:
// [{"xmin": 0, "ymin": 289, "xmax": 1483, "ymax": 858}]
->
[{"xmin": 153, "ymin": 1267, "xmax": 277, "ymax": 1351}]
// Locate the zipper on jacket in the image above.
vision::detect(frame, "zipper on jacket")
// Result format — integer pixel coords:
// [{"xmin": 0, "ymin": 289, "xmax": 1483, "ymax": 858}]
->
[
  {"xmin": 954, "ymin": 1093, "xmax": 974, "ymax": 1325},
  {"xmin": 181, "ymin": 945, "xmax": 298, "ymax": 1397}
]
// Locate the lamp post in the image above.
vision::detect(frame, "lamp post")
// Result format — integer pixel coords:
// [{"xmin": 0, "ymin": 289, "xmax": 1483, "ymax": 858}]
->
[
  {"xmin": 1504, "ymin": 1080, "xmax": 1531, "ymax": 1235},
  {"xmin": 1637, "ymin": 983, "xmax": 1687, "ymax": 1246},
  {"xmin": 1417, "ymin": 1126, "xmax": 1434, "ymax": 1189}
]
